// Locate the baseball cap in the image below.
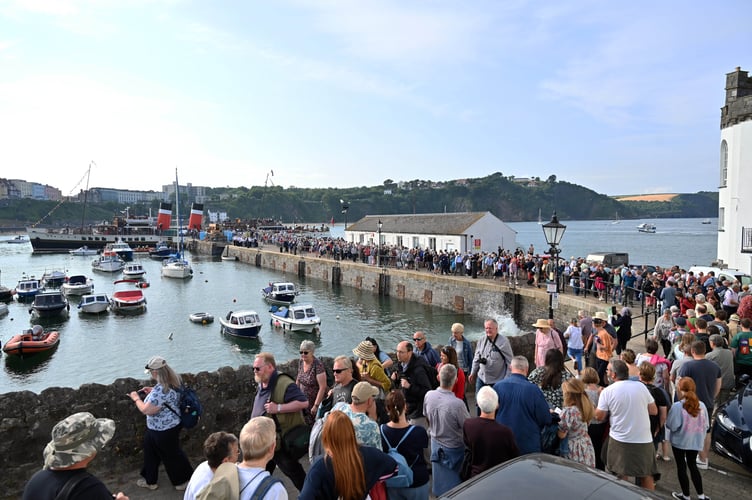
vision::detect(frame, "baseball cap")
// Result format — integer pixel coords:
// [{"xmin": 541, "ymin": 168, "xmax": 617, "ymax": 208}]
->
[
  {"xmin": 145, "ymin": 355, "xmax": 167, "ymax": 373},
  {"xmin": 351, "ymin": 381, "xmax": 379, "ymax": 404}
]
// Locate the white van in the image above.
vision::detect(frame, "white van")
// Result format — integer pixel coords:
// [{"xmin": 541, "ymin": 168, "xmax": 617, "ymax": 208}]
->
[
  {"xmin": 586, "ymin": 252, "xmax": 629, "ymax": 268},
  {"xmin": 687, "ymin": 266, "xmax": 752, "ymax": 287}
]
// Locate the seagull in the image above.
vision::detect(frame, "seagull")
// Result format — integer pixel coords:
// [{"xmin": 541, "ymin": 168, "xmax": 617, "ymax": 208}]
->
[{"xmin": 168, "ymin": 332, "xmax": 173, "ymax": 340}]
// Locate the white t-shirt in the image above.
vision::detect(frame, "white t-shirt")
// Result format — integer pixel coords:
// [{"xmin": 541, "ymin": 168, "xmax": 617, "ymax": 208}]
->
[
  {"xmin": 184, "ymin": 461, "xmax": 213, "ymax": 500},
  {"xmin": 238, "ymin": 466, "xmax": 288, "ymax": 500},
  {"xmin": 598, "ymin": 380, "xmax": 654, "ymax": 443}
]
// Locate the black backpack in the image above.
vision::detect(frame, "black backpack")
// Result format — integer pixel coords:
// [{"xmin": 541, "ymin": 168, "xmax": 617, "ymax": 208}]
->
[{"xmin": 167, "ymin": 385, "xmax": 202, "ymax": 429}]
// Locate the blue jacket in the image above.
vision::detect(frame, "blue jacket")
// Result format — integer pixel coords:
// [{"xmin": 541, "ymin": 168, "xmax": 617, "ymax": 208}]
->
[
  {"xmin": 415, "ymin": 341, "xmax": 441, "ymax": 368},
  {"xmin": 448, "ymin": 336, "xmax": 473, "ymax": 373},
  {"xmin": 493, "ymin": 373, "xmax": 552, "ymax": 454}
]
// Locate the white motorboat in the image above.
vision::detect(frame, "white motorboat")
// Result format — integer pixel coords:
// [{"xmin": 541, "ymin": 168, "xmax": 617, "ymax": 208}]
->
[
  {"xmin": 637, "ymin": 223, "xmax": 656, "ymax": 233},
  {"xmin": 110, "ymin": 279, "xmax": 147, "ymax": 314},
  {"xmin": 91, "ymin": 251, "xmax": 125, "ymax": 273},
  {"xmin": 61, "ymin": 274, "xmax": 93, "ymax": 296},
  {"xmin": 261, "ymin": 282, "xmax": 299, "ymax": 305},
  {"xmin": 123, "ymin": 262, "xmax": 146, "ymax": 278},
  {"xmin": 78, "ymin": 293, "xmax": 110, "ymax": 314},
  {"xmin": 270, "ymin": 303, "xmax": 321, "ymax": 333},
  {"xmin": 41, "ymin": 269, "xmax": 67, "ymax": 289},
  {"xmin": 219, "ymin": 310, "xmax": 262, "ymax": 339},
  {"xmin": 69, "ymin": 245, "xmax": 98, "ymax": 256},
  {"xmin": 6, "ymin": 235, "xmax": 29, "ymax": 244}
]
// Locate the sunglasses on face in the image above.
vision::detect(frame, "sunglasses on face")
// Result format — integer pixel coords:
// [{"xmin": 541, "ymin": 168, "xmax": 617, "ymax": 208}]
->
[
  {"xmin": 413, "ymin": 337, "xmax": 424, "ymax": 341},
  {"xmin": 332, "ymin": 368, "xmax": 348, "ymax": 374},
  {"xmin": 300, "ymin": 351, "xmax": 309, "ymax": 355},
  {"xmin": 253, "ymin": 366, "xmax": 264, "ymax": 372}
]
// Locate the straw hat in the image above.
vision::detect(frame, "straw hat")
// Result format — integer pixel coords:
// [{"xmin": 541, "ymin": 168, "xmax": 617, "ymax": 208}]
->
[
  {"xmin": 43, "ymin": 412, "xmax": 115, "ymax": 469},
  {"xmin": 532, "ymin": 319, "xmax": 550, "ymax": 329},
  {"xmin": 730, "ymin": 314, "xmax": 741, "ymax": 322},
  {"xmin": 352, "ymin": 341, "xmax": 376, "ymax": 360}
]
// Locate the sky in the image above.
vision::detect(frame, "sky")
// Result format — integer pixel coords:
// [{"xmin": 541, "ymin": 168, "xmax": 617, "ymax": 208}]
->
[{"xmin": 1, "ymin": 1, "xmax": 751, "ymax": 197}]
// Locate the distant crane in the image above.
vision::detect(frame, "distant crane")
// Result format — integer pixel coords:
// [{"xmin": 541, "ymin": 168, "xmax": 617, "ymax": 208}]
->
[{"xmin": 265, "ymin": 170, "xmax": 275, "ymax": 188}]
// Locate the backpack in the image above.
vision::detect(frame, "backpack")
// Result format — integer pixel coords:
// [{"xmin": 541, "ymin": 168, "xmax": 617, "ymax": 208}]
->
[
  {"xmin": 422, "ymin": 363, "xmax": 440, "ymax": 390},
  {"xmin": 249, "ymin": 475, "xmax": 283, "ymax": 500},
  {"xmin": 167, "ymin": 385, "xmax": 202, "ymax": 429},
  {"xmin": 739, "ymin": 334, "xmax": 750, "ymax": 356},
  {"xmin": 380, "ymin": 424, "xmax": 415, "ymax": 488},
  {"xmin": 308, "ymin": 411, "xmax": 328, "ymax": 464}
]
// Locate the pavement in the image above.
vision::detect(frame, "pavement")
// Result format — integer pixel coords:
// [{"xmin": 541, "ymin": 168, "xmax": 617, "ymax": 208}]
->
[{"xmin": 104, "ymin": 291, "xmax": 752, "ymax": 499}]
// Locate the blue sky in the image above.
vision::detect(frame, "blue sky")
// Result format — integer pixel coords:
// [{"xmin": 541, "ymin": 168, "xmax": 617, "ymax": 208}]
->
[{"xmin": 1, "ymin": 1, "xmax": 750, "ymax": 196}]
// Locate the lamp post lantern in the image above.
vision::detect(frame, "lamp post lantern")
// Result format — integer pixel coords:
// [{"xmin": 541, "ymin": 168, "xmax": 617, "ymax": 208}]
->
[
  {"xmin": 377, "ymin": 219, "xmax": 383, "ymax": 267},
  {"xmin": 542, "ymin": 211, "xmax": 567, "ymax": 320}
]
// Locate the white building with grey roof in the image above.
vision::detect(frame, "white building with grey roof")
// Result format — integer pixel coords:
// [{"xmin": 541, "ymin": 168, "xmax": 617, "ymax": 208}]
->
[{"xmin": 345, "ymin": 211, "xmax": 518, "ymax": 254}]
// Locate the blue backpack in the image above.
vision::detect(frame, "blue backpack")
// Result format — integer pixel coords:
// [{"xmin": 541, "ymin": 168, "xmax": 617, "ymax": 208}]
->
[
  {"xmin": 167, "ymin": 385, "xmax": 202, "ymax": 429},
  {"xmin": 380, "ymin": 425, "xmax": 415, "ymax": 488}
]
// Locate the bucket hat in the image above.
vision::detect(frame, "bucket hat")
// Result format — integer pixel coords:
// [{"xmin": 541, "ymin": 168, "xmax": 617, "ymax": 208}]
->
[
  {"xmin": 352, "ymin": 341, "xmax": 376, "ymax": 360},
  {"xmin": 43, "ymin": 412, "xmax": 115, "ymax": 469}
]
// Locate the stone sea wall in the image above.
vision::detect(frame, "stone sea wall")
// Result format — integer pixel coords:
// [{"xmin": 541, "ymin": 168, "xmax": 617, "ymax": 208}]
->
[{"xmin": 1, "ymin": 337, "xmax": 535, "ymax": 498}]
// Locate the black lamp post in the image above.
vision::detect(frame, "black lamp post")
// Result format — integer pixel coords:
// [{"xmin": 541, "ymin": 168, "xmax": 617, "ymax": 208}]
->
[
  {"xmin": 377, "ymin": 219, "xmax": 382, "ymax": 267},
  {"xmin": 340, "ymin": 199, "xmax": 349, "ymax": 238},
  {"xmin": 542, "ymin": 211, "xmax": 567, "ymax": 319}
]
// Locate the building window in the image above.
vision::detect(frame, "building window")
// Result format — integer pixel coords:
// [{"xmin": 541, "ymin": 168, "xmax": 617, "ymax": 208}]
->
[
  {"xmin": 412, "ymin": 236, "xmax": 419, "ymax": 248},
  {"xmin": 720, "ymin": 140, "xmax": 728, "ymax": 188},
  {"xmin": 396, "ymin": 236, "xmax": 403, "ymax": 247},
  {"xmin": 428, "ymin": 237, "xmax": 436, "ymax": 251},
  {"xmin": 719, "ymin": 207, "xmax": 725, "ymax": 231}
]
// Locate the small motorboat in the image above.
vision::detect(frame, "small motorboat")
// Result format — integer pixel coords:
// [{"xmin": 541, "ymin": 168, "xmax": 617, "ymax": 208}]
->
[
  {"xmin": 161, "ymin": 252, "xmax": 193, "ymax": 279},
  {"xmin": 110, "ymin": 279, "xmax": 147, "ymax": 314},
  {"xmin": 189, "ymin": 312, "xmax": 214, "ymax": 324},
  {"xmin": 637, "ymin": 223, "xmax": 656, "ymax": 233},
  {"xmin": 261, "ymin": 282, "xmax": 299, "ymax": 305},
  {"xmin": 3, "ymin": 327, "xmax": 60, "ymax": 355},
  {"xmin": 1, "ymin": 270, "xmax": 16, "ymax": 301},
  {"xmin": 14, "ymin": 278, "xmax": 42, "ymax": 301},
  {"xmin": 79, "ymin": 293, "xmax": 110, "ymax": 314},
  {"xmin": 149, "ymin": 241, "xmax": 173, "ymax": 259},
  {"xmin": 270, "ymin": 303, "xmax": 321, "ymax": 333},
  {"xmin": 41, "ymin": 269, "xmax": 68, "ymax": 289},
  {"xmin": 6, "ymin": 235, "xmax": 29, "ymax": 244},
  {"xmin": 219, "ymin": 310, "xmax": 262, "ymax": 339},
  {"xmin": 123, "ymin": 262, "xmax": 147, "ymax": 278},
  {"xmin": 30, "ymin": 290, "xmax": 70, "ymax": 319},
  {"xmin": 91, "ymin": 251, "xmax": 125, "ymax": 273},
  {"xmin": 61, "ymin": 274, "xmax": 94, "ymax": 296},
  {"xmin": 105, "ymin": 239, "xmax": 134, "ymax": 261},
  {"xmin": 69, "ymin": 245, "xmax": 98, "ymax": 256}
]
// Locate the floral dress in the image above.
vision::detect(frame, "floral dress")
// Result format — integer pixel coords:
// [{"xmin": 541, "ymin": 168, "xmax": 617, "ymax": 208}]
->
[
  {"xmin": 528, "ymin": 368, "xmax": 573, "ymax": 409},
  {"xmin": 297, "ymin": 357, "xmax": 325, "ymax": 425},
  {"xmin": 558, "ymin": 406, "xmax": 595, "ymax": 467}
]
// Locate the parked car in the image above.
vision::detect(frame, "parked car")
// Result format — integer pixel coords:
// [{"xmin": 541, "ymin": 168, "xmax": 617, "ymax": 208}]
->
[
  {"xmin": 439, "ymin": 453, "xmax": 662, "ymax": 499},
  {"xmin": 712, "ymin": 374, "xmax": 752, "ymax": 471}
]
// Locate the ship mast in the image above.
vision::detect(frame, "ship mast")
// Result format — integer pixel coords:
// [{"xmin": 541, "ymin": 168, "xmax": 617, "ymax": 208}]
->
[{"xmin": 80, "ymin": 161, "xmax": 94, "ymax": 232}]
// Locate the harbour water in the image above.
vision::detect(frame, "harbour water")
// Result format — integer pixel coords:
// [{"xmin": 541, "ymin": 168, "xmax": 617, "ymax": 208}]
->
[{"xmin": 0, "ymin": 217, "xmax": 717, "ymax": 394}]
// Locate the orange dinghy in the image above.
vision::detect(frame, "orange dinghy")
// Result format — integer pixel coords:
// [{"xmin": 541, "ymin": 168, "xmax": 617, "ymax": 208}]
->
[{"xmin": 3, "ymin": 330, "xmax": 60, "ymax": 356}]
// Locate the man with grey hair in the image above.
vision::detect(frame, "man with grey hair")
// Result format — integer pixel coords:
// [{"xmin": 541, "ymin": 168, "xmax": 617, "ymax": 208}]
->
[
  {"xmin": 462, "ymin": 386, "xmax": 519, "ymax": 479},
  {"xmin": 492, "ymin": 355, "xmax": 552, "ymax": 455},
  {"xmin": 468, "ymin": 318, "xmax": 514, "ymax": 412},
  {"xmin": 423, "ymin": 364, "xmax": 469, "ymax": 496}
]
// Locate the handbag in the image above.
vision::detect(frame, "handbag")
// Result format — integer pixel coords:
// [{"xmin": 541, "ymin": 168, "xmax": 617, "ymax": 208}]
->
[
  {"xmin": 280, "ymin": 423, "xmax": 311, "ymax": 460},
  {"xmin": 460, "ymin": 446, "xmax": 473, "ymax": 481}
]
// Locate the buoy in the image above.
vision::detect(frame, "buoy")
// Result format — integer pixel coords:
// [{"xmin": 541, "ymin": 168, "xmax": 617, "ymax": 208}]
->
[
  {"xmin": 202, "ymin": 319, "xmax": 207, "ymax": 325},
  {"xmin": 336, "ymin": 315, "xmax": 340, "ymax": 319},
  {"xmin": 233, "ymin": 298, "xmax": 237, "ymax": 303}
]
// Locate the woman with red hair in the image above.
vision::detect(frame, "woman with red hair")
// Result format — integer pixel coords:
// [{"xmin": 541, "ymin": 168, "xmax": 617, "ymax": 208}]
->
[
  {"xmin": 300, "ymin": 411, "xmax": 396, "ymax": 500},
  {"xmin": 665, "ymin": 378, "xmax": 710, "ymax": 500}
]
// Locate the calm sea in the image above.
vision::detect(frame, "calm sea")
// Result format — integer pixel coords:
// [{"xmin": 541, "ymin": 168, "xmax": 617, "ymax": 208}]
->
[{"xmin": 0, "ymin": 217, "xmax": 717, "ymax": 394}]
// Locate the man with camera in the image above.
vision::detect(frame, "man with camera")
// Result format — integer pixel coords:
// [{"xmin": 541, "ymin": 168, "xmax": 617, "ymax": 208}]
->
[{"xmin": 468, "ymin": 319, "xmax": 514, "ymax": 413}]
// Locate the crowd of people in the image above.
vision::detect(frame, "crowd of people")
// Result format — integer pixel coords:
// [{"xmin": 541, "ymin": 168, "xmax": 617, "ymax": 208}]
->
[{"xmin": 22, "ymin": 274, "xmax": 752, "ymax": 499}]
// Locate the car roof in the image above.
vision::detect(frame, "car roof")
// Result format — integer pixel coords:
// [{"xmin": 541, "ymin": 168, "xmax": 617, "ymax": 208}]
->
[{"xmin": 440, "ymin": 454, "xmax": 662, "ymax": 500}]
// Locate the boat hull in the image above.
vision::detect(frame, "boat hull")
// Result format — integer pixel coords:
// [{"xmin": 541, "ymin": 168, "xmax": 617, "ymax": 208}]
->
[
  {"xmin": 219, "ymin": 311, "xmax": 262, "ymax": 339},
  {"xmin": 220, "ymin": 322, "xmax": 262, "ymax": 338},
  {"xmin": 3, "ymin": 331, "xmax": 60, "ymax": 355},
  {"xmin": 27, "ymin": 228, "xmax": 171, "ymax": 254},
  {"xmin": 78, "ymin": 294, "xmax": 110, "ymax": 314},
  {"xmin": 270, "ymin": 316, "xmax": 321, "ymax": 333}
]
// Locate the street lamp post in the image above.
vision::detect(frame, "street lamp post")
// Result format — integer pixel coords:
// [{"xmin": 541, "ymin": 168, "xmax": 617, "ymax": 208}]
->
[
  {"xmin": 340, "ymin": 199, "xmax": 349, "ymax": 241},
  {"xmin": 542, "ymin": 211, "xmax": 567, "ymax": 320},
  {"xmin": 377, "ymin": 219, "xmax": 382, "ymax": 267}
]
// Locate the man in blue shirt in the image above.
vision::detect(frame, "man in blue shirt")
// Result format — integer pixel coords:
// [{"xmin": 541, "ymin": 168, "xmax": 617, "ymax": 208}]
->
[
  {"xmin": 493, "ymin": 356, "xmax": 552, "ymax": 454},
  {"xmin": 413, "ymin": 331, "xmax": 440, "ymax": 368}
]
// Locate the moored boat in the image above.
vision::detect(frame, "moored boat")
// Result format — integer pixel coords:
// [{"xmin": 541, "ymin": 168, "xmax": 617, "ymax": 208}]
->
[
  {"xmin": 189, "ymin": 312, "xmax": 214, "ymax": 324},
  {"xmin": 261, "ymin": 282, "xmax": 298, "ymax": 305},
  {"xmin": 219, "ymin": 310, "xmax": 262, "ymax": 338},
  {"xmin": 123, "ymin": 262, "xmax": 146, "ymax": 278},
  {"xmin": 61, "ymin": 274, "xmax": 94, "ymax": 296},
  {"xmin": 78, "ymin": 293, "xmax": 110, "ymax": 314},
  {"xmin": 14, "ymin": 278, "xmax": 42, "ymax": 301},
  {"xmin": 270, "ymin": 303, "xmax": 321, "ymax": 333},
  {"xmin": 30, "ymin": 290, "xmax": 70, "ymax": 319},
  {"xmin": 69, "ymin": 245, "xmax": 98, "ymax": 256},
  {"xmin": 91, "ymin": 251, "xmax": 125, "ymax": 273},
  {"xmin": 149, "ymin": 241, "xmax": 173, "ymax": 259},
  {"xmin": 41, "ymin": 269, "xmax": 68, "ymax": 289},
  {"xmin": 110, "ymin": 279, "xmax": 147, "ymax": 314},
  {"xmin": 2, "ymin": 327, "xmax": 60, "ymax": 355},
  {"xmin": 6, "ymin": 235, "xmax": 29, "ymax": 244},
  {"xmin": 105, "ymin": 239, "xmax": 134, "ymax": 262}
]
